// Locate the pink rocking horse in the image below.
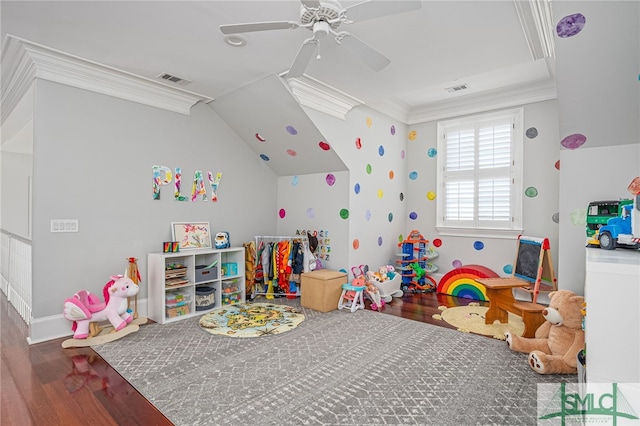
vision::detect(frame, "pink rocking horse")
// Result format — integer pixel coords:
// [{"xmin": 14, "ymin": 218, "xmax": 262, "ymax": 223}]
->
[{"xmin": 63, "ymin": 273, "xmax": 139, "ymax": 339}]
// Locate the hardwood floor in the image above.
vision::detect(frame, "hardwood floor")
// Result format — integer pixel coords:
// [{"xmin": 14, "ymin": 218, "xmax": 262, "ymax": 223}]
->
[{"xmin": 1, "ymin": 290, "xmax": 482, "ymax": 425}]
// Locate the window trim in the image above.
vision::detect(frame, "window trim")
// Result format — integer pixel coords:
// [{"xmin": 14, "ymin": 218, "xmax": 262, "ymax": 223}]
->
[{"xmin": 435, "ymin": 108, "xmax": 524, "ymax": 239}]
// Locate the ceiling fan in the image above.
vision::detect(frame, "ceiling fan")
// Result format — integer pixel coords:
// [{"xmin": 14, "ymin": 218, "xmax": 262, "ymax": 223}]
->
[{"xmin": 220, "ymin": 0, "xmax": 422, "ymax": 78}]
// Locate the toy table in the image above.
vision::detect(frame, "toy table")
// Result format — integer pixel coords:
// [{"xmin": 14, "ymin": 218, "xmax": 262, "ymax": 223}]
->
[{"xmin": 475, "ymin": 277, "xmax": 546, "ymax": 338}]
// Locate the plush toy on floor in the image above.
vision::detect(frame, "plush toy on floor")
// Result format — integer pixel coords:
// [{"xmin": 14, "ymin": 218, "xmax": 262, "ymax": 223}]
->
[{"xmin": 504, "ymin": 290, "xmax": 585, "ymax": 374}]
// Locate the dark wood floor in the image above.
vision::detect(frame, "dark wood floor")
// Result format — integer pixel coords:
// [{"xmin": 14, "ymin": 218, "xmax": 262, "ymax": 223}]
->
[{"xmin": 1, "ymin": 290, "xmax": 482, "ymax": 425}]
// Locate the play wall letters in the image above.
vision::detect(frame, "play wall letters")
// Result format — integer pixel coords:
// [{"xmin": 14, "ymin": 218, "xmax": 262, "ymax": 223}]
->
[{"xmin": 153, "ymin": 165, "xmax": 222, "ymax": 202}]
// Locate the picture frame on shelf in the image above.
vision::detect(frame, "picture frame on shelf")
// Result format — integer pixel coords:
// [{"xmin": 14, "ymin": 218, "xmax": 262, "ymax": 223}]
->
[{"xmin": 171, "ymin": 222, "xmax": 212, "ymax": 250}]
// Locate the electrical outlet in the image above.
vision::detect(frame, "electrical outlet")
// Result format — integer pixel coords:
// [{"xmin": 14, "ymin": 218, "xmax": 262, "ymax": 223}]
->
[{"xmin": 51, "ymin": 219, "xmax": 79, "ymax": 233}]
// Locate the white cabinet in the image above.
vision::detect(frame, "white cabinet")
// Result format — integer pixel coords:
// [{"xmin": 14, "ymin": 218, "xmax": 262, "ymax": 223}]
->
[
  {"xmin": 585, "ymin": 248, "xmax": 640, "ymax": 383},
  {"xmin": 148, "ymin": 247, "xmax": 245, "ymax": 324}
]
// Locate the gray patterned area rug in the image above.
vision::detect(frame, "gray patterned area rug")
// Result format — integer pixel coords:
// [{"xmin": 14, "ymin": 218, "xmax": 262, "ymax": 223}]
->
[{"xmin": 92, "ymin": 299, "xmax": 576, "ymax": 426}]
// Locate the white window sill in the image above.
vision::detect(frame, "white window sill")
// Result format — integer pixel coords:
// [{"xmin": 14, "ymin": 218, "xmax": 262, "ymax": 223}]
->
[{"xmin": 435, "ymin": 226, "xmax": 523, "ymax": 240}]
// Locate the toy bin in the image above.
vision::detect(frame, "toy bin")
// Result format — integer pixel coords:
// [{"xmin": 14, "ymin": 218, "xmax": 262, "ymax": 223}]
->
[
  {"xmin": 195, "ymin": 265, "xmax": 218, "ymax": 283},
  {"xmin": 195, "ymin": 286, "xmax": 216, "ymax": 311},
  {"xmin": 371, "ymin": 273, "xmax": 403, "ymax": 303},
  {"xmin": 221, "ymin": 280, "xmax": 241, "ymax": 305},
  {"xmin": 301, "ymin": 269, "xmax": 348, "ymax": 312},
  {"xmin": 165, "ymin": 292, "xmax": 190, "ymax": 318}
]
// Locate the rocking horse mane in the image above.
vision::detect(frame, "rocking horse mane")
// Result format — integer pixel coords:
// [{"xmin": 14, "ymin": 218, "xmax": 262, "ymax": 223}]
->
[{"xmin": 102, "ymin": 279, "xmax": 116, "ymax": 305}]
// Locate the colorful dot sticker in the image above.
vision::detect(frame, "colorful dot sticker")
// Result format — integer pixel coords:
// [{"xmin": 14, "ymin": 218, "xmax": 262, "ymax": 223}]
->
[
  {"xmin": 339, "ymin": 209, "xmax": 349, "ymax": 219},
  {"xmin": 398, "ymin": 234, "xmax": 404, "ymax": 243},
  {"xmin": 260, "ymin": 154, "xmax": 270, "ymax": 161},
  {"xmin": 427, "ymin": 147, "xmax": 437, "ymax": 157},
  {"xmin": 366, "ymin": 117, "xmax": 372, "ymax": 128},
  {"xmin": 409, "ymin": 171, "xmax": 418, "ymax": 180},
  {"xmin": 452, "ymin": 259, "xmax": 462, "ymax": 268},
  {"xmin": 388, "ymin": 212, "xmax": 393, "ymax": 222},
  {"xmin": 408, "ymin": 130, "xmax": 417, "ymax": 141},
  {"xmin": 354, "ymin": 183, "xmax": 361, "ymax": 194},
  {"xmin": 570, "ymin": 208, "xmax": 586, "ymax": 226},
  {"xmin": 366, "ymin": 164, "xmax": 372, "ymax": 174},
  {"xmin": 401, "ymin": 150, "xmax": 406, "ymax": 159},
  {"xmin": 427, "ymin": 191, "xmax": 436, "ymax": 200},
  {"xmin": 318, "ymin": 141, "xmax": 330, "ymax": 151},
  {"xmin": 526, "ymin": 127, "xmax": 538, "ymax": 139},
  {"xmin": 378, "ymin": 145, "xmax": 385, "ymax": 156},
  {"xmin": 552, "ymin": 212, "xmax": 560, "ymax": 223},
  {"xmin": 286, "ymin": 125, "xmax": 298, "ymax": 135},
  {"xmin": 389, "ymin": 170, "xmax": 395, "ymax": 179},
  {"xmin": 409, "ymin": 211, "xmax": 417, "ymax": 220},
  {"xmin": 473, "ymin": 241, "xmax": 484, "ymax": 250},
  {"xmin": 390, "ymin": 125, "xmax": 396, "ymax": 135},
  {"xmin": 353, "ymin": 239, "xmax": 360, "ymax": 250},
  {"xmin": 306, "ymin": 208, "xmax": 315, "ymax": 218},
  {"xmin": 433, "ymin": 238, "xmax": 442, "ymax": 248},
  {"xmin": 525, "ymin": 187, "xmax": 539, "ymax": 197},
  {"xmin": 326, "ymin": 174, "xmax": 336, "ymax": 186},
  {"xmin": 503, "ymin": 264, "xmax": 513, "ymax": 275},
  {"xmin": 556, "ymin": 13, "xmax": 586, "ymax": 38},
  {"xmin": 377, "ymin": 236, "xmax": 383, "ymax": 246},
  {"xmin": 292, "ymin": 176, "xmax": 299, "ymax": 185},
  {"xmin": 399, "ymin": 193, "xmax": 404, "ymax": 201},
  {"xmin": 255, "ymin": 133, "xmax": 266, "ymax": 142},
  {"xmin": 561, "ymin": 133, "xmax": 586, "ymax": 149},
  {"xmin": 365, "ymin": 210, "xmax": 372, "ymax": 221},
  {"xmin": 554, "ymin": 160, "xmax": 560, "ymax": 170},
  {"xmin": 279, "ymin": 208, "xmax": 286, "ymax": 218},
  {"xmin": 377, "ymin": 189, "xmax": 384, "ymax": 199},
  {"xmin": 355, "ymin": 137, "xmax": 362, "ymax": 149},
  {"xmin": 286, "ymin": 149, "xmax": 297, "ymax": 156}
]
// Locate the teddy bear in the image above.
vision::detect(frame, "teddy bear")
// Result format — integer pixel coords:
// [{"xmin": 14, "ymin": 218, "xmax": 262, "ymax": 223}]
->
[{"xmin": 504, "ymin": 289, "xmax": 585, "ymax": 375}]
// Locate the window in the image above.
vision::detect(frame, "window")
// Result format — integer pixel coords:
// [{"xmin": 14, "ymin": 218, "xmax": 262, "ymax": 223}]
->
[{"xmin": 436, "ymin": 108, "xmax": 523, "ymax": 237}]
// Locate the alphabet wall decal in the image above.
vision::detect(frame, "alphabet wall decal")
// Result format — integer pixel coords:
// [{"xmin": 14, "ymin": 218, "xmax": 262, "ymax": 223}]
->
[{"xmin": 152, "ymin": 165, "xmax": 222, "ymax": 202}]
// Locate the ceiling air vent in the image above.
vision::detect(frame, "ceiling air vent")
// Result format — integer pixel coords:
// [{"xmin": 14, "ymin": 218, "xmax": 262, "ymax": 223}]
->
[
  {"xmin": 445, "ymin": 84, "xmax": 469, "ymax": 93},
  {"xmin": 157, "ymin": 72, "xmax": 192, "ymax": 86}
]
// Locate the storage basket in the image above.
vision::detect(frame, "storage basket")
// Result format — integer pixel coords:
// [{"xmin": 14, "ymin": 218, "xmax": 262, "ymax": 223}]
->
[{"xmin": 195, "ymin": 286, "xmax": 216, "ymax": 311}]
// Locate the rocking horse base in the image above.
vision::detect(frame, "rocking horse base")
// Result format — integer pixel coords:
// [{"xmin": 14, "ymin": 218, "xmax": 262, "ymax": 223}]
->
[{"xmin": 61, "ymin": 316, "xmax": 147, "ymax": 349}]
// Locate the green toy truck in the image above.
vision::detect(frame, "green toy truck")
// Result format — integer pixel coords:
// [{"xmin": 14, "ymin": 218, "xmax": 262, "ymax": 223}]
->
[{"xmin": 585, "ymin": 198, "xmax": 633, "ymax": 247}]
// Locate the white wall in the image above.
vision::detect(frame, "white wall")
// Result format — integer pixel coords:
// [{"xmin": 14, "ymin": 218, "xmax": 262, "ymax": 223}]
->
[
  {"xmin": 1, "ymin": 151, "xmax": 32, "ymax": 239},
  {"xmin": 28, "ymin": 80, "xmax": 277, "ymax": 339}
]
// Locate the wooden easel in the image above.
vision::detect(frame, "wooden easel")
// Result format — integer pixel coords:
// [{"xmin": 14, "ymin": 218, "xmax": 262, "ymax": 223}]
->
[{"xmin": 511, "ymin": 236, "xmax": 557, "ymax": 304}]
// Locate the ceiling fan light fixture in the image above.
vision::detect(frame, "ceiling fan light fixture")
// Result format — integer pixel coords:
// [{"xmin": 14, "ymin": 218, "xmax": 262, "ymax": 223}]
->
[{"xmin": 224, "ymin": 34, "xmax": 247, "ymax": 47}]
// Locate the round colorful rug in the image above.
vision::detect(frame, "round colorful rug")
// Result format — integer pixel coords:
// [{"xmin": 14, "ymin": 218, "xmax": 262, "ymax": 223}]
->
[
  {"xmin": 198, "ymin": 302, "xmax": 305, "ymax": 338},
  {"xmin": 433, "ymin": 304, "xmax": 525, "ymax": 340}
]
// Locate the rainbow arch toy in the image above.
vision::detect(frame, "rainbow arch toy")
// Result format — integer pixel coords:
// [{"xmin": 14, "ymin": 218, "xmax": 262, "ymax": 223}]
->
[{"xmin": 437, "ymin": 264, "xmax": 499, "ymax": 301}]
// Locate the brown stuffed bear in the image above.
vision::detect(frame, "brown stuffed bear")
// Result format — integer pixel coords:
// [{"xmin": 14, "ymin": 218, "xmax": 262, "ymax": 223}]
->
[{"xmin": 504, "ymin": 290, "xmax": 585, "ymax": 374}]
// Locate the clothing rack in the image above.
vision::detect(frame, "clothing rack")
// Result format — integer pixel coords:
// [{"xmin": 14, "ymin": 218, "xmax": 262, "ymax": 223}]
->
[{"xmin": 250, "ymin": 235, "xmax": 309, "ymax": 299}]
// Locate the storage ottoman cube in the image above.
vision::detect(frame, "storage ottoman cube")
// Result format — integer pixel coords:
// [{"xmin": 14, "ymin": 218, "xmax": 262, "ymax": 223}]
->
[{"xmin": 301, "ymin": 269, "xmax": 348, "ymax": 312}]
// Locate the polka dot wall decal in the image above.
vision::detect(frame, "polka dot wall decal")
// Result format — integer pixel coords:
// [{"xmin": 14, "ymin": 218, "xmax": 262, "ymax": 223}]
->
[
  {"xmin": 525, "ymin": 186, "xmax": 539, "ymax": 197},
  {"xmin": 452, "ymin": 260, "xmax": 462, "ymax": 268},
  {"xmin": 526, "ymin": 127, "xmax": 538, "ymax": 139},
  {"xmin": 390, "ymin": 125, "xmax": 396, "ymax": 135},
  {"xmin": 339, "ymin": 209, "xmax": 349, "ymax": 219},
  {"xmin": 552, "ymin": 212, "xmax": 560, "ymax": 223},
  {"xmin": 433, "ymin": 238, "xmax": 442, "ymax": 248},
  {"xmin": 286, "ymin": 149, "xmax": 297, "ymax": 156},
  {"xmin": 377, "ymin": 189, "xmax": 384, "ymax": 199},
  {"xmin": 427, "ymin": 191, "xmax": 436, "ymax": 200},
  {"xmin": 366, "ymin": 164, "xmax": 372, "ymax": 174},
  {"xmin": 401, "ymin": 150, "xmax": 405, "ymax": 159},
  {"xmin": 354, "ymin": 183, "xmax": 361, "ymax": 194},
  {"xmin": 561, "ymin": 133, "xmax": 586, "ymax": 149},
  {"xmin": 409, "ymin": 171, "xmax": 418, "ymax": 180},
  {"xmin": 408, "ymin": 130, "xmax": 417, "ymax": 141},
  {"xmin": 279, "ymin": 208, "xmax": 286, "ymax": 218},
  {"xmin": 399, "ymin": 193, "xmax": 404, "ymax": 201},
  {"xmin": 556, "ymin": 13, "xmax": 586, "ymax": 38},
  {"xmin": 555, "ymin": 160, "xmax": 560, "ymax": 170},
  {"xmin": 318, "ymin": 141, "xmax": 330, "ymax": 151},
  {"xmin": 325, "ymin": 174, "xmax": 336, "ymax": 186},
  {"xmin": 306, "ymin": 208, "xmax": 315, "ymax": 218},
  {"xmin": 388, "ymin": 212, "xmax": 393, "ymax": 222},
  {"xmin": 570, "ymin": 208, "xmax": 586, "ymax": 226},
  {"xmin": 503, "ymin": 264, "xmax": 513, "ymax": 275},
  {"xmin": 255, "ymin": 133, "xmax": 266, "ymax": 142},
  {"xmin": 398, "ymin": 234, "xmax": 404, "ymax": 243},
  {"xmin": 355, "ymin": 137, "xmax": 362, "ymax": 149},
  {"xmin": 292, "ymin": 176, "xmax": 299, "ymax": 185},
  {"xmin": 365, "ymin": 210, "xmax": 372, "ymax": 221},
  {"xmin": 378, "ymin": 236, "xmax": 383, "ymax": 246},
  {"xmin": 409, "ymin": 211, "xmax": 417, "ymax": 220},
  {"xmin": 366, "ymin": 117, "xmax": 372, "ymax": 128},
  {"xmin": 378, "ymin": 145, "xmax": 385, "ymax": 156},
  {"xmin": 427, "ymin": 147, "xmax": 437, "ymax": 157},
  {"xmin": 286, "ymin": 125, "xmax": 298, "ymax": 135},
  {"xmin": 388, "ymin": 170, "xmax": 394, "ymax": 179},
  {"xmin": 353, "ymin": 239, "xmax": 360, "ymax": 250},
  {"xmin": 260, "ymin": 154, "xmax": 270, "ymax": 161},
  {"xmin": 473, "ymin": 241, "xmax": 484, "ymax": 250}
]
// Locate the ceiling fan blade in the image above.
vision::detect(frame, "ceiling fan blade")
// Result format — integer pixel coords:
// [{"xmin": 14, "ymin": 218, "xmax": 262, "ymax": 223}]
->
[
  {"xmin": 286, "ymin": 40, "xmax": 318, "ymax": 78},
  {"xmin": 300, "ymin": 0, "xmax": 321, "ymax": 9},
  {"xmin": 220, "ymin": 21, "xmax": 299, "ymax": 35},
  {"xmin": 338, "ymin": 33, "xmax": 390, "ymax": 71},
  {"xmin": 344, "ymin": 0, "xmax": 422, "ymax": 22}
]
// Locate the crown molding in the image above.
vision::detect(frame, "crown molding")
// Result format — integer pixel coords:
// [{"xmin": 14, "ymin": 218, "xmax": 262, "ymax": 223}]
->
[
  {"xmin": 1, "ymin": 35, "xmax": 213, "ymax": 124},
  {"xmin": 513, "ymin": 0, "xmax": 556, "ymax": 61},
  {"xmin": 285, "ymin": 74, "xmax": 363, "ymax": 120}
]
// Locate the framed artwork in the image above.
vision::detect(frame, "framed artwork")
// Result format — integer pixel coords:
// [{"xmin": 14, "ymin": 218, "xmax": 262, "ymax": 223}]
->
[{"xmin": 171, "ymin": 222, "xmax": 212, "ymax": 250}]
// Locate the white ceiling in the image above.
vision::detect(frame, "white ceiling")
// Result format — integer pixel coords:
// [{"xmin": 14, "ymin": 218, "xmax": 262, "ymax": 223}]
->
[{"xmin": 1, "ymin": 0, "xmax": 556, "ymax": 123}]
